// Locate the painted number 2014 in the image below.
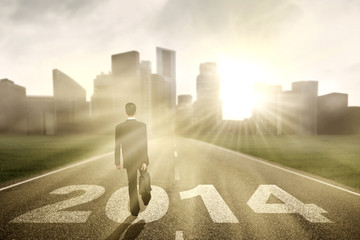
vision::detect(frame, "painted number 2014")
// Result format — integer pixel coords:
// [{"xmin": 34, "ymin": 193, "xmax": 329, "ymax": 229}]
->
[{"xmin": 10, "ymin": 184, "xmax": 331, "ymax": 224}]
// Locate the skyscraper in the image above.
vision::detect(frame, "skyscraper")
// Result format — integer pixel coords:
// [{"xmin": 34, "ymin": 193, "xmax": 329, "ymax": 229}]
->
[
  {"xmin": 156, "ymin": 47, "xmax": 176, "ymax": 110},
  {"xmin": 53, "ymin": 69, "xmax": 87, "ymax": 132},
  {"xmin": 252, "ymin": 83, "xmax": 282, "ymax": 135},
  {"xmin": 149, "ymin": 73, "xmax": 172, "ymax": 136},
  {"xmin": 91, "ymin": 72, "xmax": 113, "ymax": 120},
  {"xmin": 26, "ymin": 96, "xmax": 55, "ymax": 135},
  {"xmin": 194, "ymin": 62, "xmax": 222, "ymax": 130},
  {"xmin": 317, "ymin": 93, "xmax": 348, "ymax": 134},
  {"xmin": 279, "ymin": 90, "xmax": 298, "ymax": 134},
  {"xmin": 278, "ymin": 81, "xmax": 318, "ymax": 135},
  {"xmin": 140, "ymin": 61, "xmax": 152, "ymax": 124},
  {"xmin": 176, "ymin": 95, "xmax": 193, "ymax": 134},
  {"xmin": 291, "ymin": 81, "xmax": 318, "ymax": 135},
  {"xmin": 0, "ymin": 79, "xmax": 27, "ymax": 133},
  {"xmin": 111, "ymin": 51, "xmax": 144, "ymax": 121}
]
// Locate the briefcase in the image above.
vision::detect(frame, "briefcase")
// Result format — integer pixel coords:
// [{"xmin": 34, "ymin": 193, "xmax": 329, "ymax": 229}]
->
[{"xmin": 139, "ymin": 169, "xmax": 152, "ymax": 205}]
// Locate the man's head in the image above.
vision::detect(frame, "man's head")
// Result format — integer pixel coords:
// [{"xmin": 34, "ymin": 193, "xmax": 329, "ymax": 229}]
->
[{"xmin": 125, "ymin": 102, "xmax": 136, "ymax": 117}]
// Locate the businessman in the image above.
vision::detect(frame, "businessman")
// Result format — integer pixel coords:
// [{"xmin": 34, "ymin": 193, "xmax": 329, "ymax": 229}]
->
[{"xmin": 115, "ymin": 103, "xmax": 149, "ymax": 216}]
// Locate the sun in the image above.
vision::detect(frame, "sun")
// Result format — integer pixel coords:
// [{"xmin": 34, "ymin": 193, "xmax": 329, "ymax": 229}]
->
[{"xmin": 218, "ymin": 58, "xmax": 272, "ymax": 120}]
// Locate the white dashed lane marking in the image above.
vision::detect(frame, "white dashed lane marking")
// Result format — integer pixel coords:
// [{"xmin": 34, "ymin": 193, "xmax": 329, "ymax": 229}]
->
[
  {"xmin": 175, "ymin": 231, "xmax": 184, "ymax": 240},
  {"xmin": 175, "ymin": 167, "xmax": 180, "ymax": 181}
]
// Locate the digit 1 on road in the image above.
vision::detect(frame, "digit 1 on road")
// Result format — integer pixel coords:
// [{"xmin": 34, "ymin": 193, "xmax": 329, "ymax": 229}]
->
[
  {"xmin": 247, "ymin": 185, "xmax": 332, "ymax": 223},
  {"xmin": 180, "ymin": 185, "xmax": 239, "ymax": 223}
]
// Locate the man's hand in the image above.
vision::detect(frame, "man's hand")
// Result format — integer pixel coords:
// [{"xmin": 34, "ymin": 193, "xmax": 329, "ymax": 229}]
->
[
  {"xmin": 141, "ymin": 163, "xmax": 147, "ymax": 171},
  {"xmin": 116, "ymin": 165, "xmax": 121, "ymax": 170}
]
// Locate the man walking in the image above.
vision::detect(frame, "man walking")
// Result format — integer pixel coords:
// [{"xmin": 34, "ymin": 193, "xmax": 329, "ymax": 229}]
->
[{"xmin": 115, "ymin": 103, "xmax": 149, "ymax": 216}]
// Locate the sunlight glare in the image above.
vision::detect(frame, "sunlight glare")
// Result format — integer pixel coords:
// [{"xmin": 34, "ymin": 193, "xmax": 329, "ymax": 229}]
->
[{"xmin": 218, "ymin": 58, "xmax": 273, "ymax": 120}]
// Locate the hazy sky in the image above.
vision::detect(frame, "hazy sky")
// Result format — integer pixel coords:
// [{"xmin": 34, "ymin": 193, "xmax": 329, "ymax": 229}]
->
[{"xmin": 1, "ymin": 0, "xmax": 360, "ymax": 119}]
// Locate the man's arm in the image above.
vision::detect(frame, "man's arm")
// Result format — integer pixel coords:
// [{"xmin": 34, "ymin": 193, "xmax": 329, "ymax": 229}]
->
[
  {"xmin": 141, "ymin": 124, "xmax": 149, "ymax": 170},
  {"xmin": 115, "ymin": 126, "xmax": 121, "ymax": 168}
]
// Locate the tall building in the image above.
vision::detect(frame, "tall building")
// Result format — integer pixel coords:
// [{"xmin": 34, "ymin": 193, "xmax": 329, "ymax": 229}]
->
[
  {"xmin": 292, "ymin": 81, "xmax": 318, "ymax": 135},
  {"xmin": 178, "ymin": 95, "xmax": 193, "ymax": 106},
  {"xmin": 279, "ymin": 90, "xmax": 299, "ymax": 134},
  {"xmin": 279, "ymin": 81, "xmax": 318, "ymax": 135},
  {"xmin": 317, "ymin": 93, "xmax": 348, "ymax": 134},
  {"xmin": 90, "ymin": 51, "xmax": 156, "ymax": 133},
  {"xmin": 176, "ymin": 95, "xmax": 193, "ymax": 134},
  {"xmin": 344, "ymin": 107, "xmax": 360, "ymax": 134},
  {"xmin": 149, "ymin": 74, "xmax": 172, "ymax": 135},
  {"xmin": 91, "ymin": 72, "xmax": 113, "ymax": 120},
  {"xmin": 140, "ymin": 61, "xmax": 152, "ymax": 124},
  {"xmin": 53, "ymin": 69, "xmax": 87, "ymax": 132},
  {"xmin": 111, "ymin": 51, "xmax": 146, "ymax": 121},
  {"xmin": 0, "ymin": 79, "xmax": 27, "ymax": 133},
  {"xmin": 26, "ymin": 96, "xmax": 55, "ymax": 135},
  {"xmin": 1, "ymin": 75, "xmax": 87, "ymax": 135},
  {"xmin": 252, "ymin": 83, "xmax": 282, "ymax": 135},
  {"xmin": 156, "ymin": 47, "xmax": 176, "ymax": 111},
  {"xmin": 194, "ymin": 62, "xmax": 222, "ymax": 130}
]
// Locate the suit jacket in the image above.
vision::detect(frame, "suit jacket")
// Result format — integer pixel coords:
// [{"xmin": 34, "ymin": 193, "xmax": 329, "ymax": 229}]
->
[{"xmin": 115, "ymin": 119, "xmax": 149, "ymax": 169}]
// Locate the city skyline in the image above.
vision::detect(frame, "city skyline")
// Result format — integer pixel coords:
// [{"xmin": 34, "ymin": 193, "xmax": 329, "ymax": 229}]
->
[
  {"xmin": 2, "ymin": 49, "xmax": 359, "ymax": 122},
  {"xmin": 1, "ymin": 0, "xmax": 360, "ymax": 120}
]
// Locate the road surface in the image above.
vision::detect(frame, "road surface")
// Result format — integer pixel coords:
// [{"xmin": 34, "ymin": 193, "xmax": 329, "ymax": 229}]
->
[{"xmin": 0, "ymin": 136, "xmax": 359, "ymax": 239}]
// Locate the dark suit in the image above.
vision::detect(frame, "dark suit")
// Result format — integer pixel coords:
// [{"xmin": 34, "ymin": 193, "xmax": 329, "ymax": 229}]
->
[{"xmin": 115, "ymin": 119, "xmax": 149, "ymax": 215}]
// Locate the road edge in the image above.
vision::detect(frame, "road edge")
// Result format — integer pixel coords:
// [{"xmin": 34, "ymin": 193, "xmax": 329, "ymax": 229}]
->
[
  {"xmin": 0, "ymin": 151, "xmax": 113, "ymax": 192},
  {"xmin": 183, "ymin": 137, "xmax": 360, "ymax": 197}
]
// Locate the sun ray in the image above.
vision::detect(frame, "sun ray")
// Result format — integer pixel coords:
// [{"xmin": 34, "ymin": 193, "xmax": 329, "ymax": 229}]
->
[{"xmin": 218, "ymin": 57, "xmax": 275, "ymax": 120}]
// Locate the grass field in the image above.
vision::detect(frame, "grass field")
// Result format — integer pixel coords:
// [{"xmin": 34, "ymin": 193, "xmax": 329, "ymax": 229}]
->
[
  {"xmin": 1, "ymin": 134, "xmax": 359, "ymax": 190},
  {"xmin": 192, "ymin": 134, "xmax": 360, "ymax": 190},
  {"xmin": 0, "ymin": 134, "xmax": 113, "ymax": 184}
]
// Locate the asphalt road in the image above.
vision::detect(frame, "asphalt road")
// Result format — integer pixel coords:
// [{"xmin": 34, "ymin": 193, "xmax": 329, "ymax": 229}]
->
[{"xmin": 0, "ymin": 136, "xmax": 359, "ymax": 239}]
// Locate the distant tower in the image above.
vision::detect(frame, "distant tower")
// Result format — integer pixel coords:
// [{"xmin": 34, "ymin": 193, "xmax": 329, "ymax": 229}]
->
[
  {"xmin": 176, "ymin": 95, "xmax": 193, "ymax": 134},
  {"xmin": 279, "ymin": 90, "xmax": 298, "ymax": 134},
  {"xmin": 149, "ymin": 73, "xmax": 172, "ymax": 136},
  {"xmin": 194, "ymin": 62, "xmax": 222, "ymax": 130},
  {"xmin": 292, "ymin": 81, "xmax": 318, "ymax": 135},
  {"xmin": 0, "ymin": 79, "xmax": 27, "ymax": 133},
  {"xmin": 279, "ymin": 81, "xmax": 318, "ymax": 135},
  {"xmin": 140, "ymin": 61, "xmax": 152, "ymax": 124},
  {"xmin": 252, "ymin": 83, "xmax": 282, "ymax": 135},
  {"xmin": 53, "ymin": 69, "xmax": 87, "ymax": 132},
  {"xmin": 317, "ymin": 93, "xmax": 348, "ymax": 134},
  {"xmin": 111, "ymin": 51, "xmax": 144, "ymax": 121},
  {"xmin": 91, "ymin": 72, "xmax": 113, "ymax": 120},
  {"xmin": 156, "ymin": 47, "xmax": 176, "ymax": 111}
]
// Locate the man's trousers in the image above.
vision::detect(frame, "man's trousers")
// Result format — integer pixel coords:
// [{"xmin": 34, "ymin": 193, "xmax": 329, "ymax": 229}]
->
[{"xmin": 126, "ymin": 167, "xmax": 140, "ymax": 215}]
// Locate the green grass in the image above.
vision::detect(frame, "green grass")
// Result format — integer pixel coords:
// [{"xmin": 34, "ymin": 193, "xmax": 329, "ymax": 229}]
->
[
  {"xmin": 193, "ymin": 134, "xmax": 360, "ymax": 190},
  {"xmin": 0, "ymin": 134, "xmax": 113, "ymax": 183},
  {"xmin": 1, "ymin": 134, "xmax": 359, "ymax": 191}
]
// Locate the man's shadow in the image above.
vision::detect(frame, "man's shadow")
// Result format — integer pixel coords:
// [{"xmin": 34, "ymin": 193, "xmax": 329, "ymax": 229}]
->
[{"xmin": 106, "ymin": 216, "xmax": 146, "ymax": 240}]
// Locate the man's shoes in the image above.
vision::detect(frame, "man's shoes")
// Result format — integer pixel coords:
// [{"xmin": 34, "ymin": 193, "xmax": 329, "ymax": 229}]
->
[
  {"xmin": 131, "ymin": 211, "xmax": 139, "ymax": 217},
  {"xmin": 130, "ymin": 204, "xmax": 140, "ymax": 216},
  {"xmin": 142, "ymin": 194, "xmax": 151, "ymax": 206}
]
